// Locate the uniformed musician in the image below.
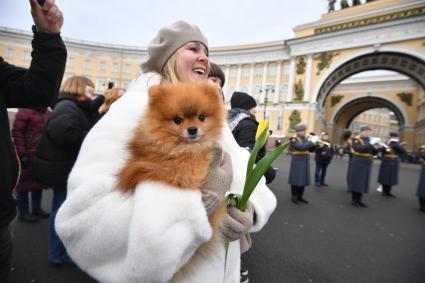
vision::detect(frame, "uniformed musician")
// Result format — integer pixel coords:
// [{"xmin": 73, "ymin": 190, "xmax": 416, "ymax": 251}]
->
[
  {"xmin": 343, "ymin": 130, "xmax": 356, "ymax": 188},
  {"xmin": 347, "ymin": 126, "xmax": 378, "ymax": 207},
  {"xmin": 377, "ymin": 132, "xmax": 406, "ymax": 197},
  {"xmin": 288, "ymin": 123, "xmax": 317, "ymax": 204}
]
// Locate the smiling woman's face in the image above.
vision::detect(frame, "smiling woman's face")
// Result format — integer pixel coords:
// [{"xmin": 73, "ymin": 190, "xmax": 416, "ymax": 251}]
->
[{"xmin": 174, "ymin": 42, "xmax": 210, "ymax": 83}]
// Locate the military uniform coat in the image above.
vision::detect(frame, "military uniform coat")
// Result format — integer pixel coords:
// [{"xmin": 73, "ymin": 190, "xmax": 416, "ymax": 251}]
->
[
  {"xmin": 347, "ymin": 136, "xmax": 378, "ymax": 194},
  {"xmin": 417, "ymin": 151, "xmax": 425, "ymax": 198},
  {"xmin": 288, "ymin": 135, "xmax": 316, "ymax": 187},
  {"xmin": 378, "ymin": 141, "xmax": 406, "ymax": 186}
]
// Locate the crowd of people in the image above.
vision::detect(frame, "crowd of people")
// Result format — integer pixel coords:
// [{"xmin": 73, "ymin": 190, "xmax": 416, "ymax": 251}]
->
[{"xmin": 1, "ymin": 1, "xmax": 424, "ymax": 283}]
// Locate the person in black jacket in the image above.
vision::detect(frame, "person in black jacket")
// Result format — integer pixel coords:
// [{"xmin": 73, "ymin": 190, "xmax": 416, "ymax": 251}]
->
[
  {"xmin": 314, "ymin": 132, "xmax": 334, "ymax": 187},
  {"xmin": 33, "ymin": 76, "xmax": 99, "ymax": 265},
  {"xmin": 228, "ymin": 91, "xmax": 276, "ymax": 184},
  {"xmin": 0, "ymin": 1, "xmax": 66, "ymax": 281}
]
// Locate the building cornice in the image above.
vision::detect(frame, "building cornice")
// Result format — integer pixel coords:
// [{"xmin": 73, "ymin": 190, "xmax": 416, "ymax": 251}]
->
[
  {"xmin": 287, "ymin": 15, "xmax": 425, "ymax": 56},
  {"xmin": 294, "ymin": 0, "xmax": 425, "ymax": 33}
]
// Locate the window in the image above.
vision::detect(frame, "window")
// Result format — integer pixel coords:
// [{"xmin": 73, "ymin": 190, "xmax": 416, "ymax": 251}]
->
[
  {"xmin": 96, "ymin": 78, "xmax": 106, "ymax": 91},
  {"xmin": 100, "ymin": 61, "xmax": 106, "ymax": 72},
  {"xmin": 255, "ymin": 66, "xmax": 262, "ymax": 77},
  {"xmin": 124, "ymin": 64, "xmax": 131, "ymax": 74},
  {"xmin": 268, "ymin": 65, "xmax": 277, "ymax": 76},
  {"xmin": 84, "ymin": 59, "xmax": 92, "ymax": 69},
  {"xmin": 242, "ymin": 67, "xmax": 251, "ymax": 77},
  {"xmin": 112, "ymin": 63, "xmax": 119, "ymax": 73},
  {"xmin": 229, "ymin": 66, "xmax": 237, "ymax": 78},
  {"xmin": 122, "ymin": 80, "xmax": 131, "ymax": 89},
  {"xmin": 253, "ymin": 85, "xmax": 261, "ymax": 101},
  {"xmin": 280, "ymin": 83, "xmax": 288, "ymax": 101},
  {"xmin": 283, "ymin": 64, "xmax": 290, "ymax": 75},
  {"xmin": 22, "ymin": 50, "xmax": 30, "ymax": 61},
  {"xmin": 277, "ymin": 116, "xmax": 283, "ymax": 131},
  {"xmin": 67, "ymin": 57, "xmax": 75, "ymax": 68},
  {"xmin": 6, "ymin": 48, "xmax": 14, "ymax": 59}
]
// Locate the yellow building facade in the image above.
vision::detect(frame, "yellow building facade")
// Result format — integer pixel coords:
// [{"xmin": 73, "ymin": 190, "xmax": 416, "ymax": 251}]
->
[{"xmin": 1, "ymin": 0, "xmax": 424, "ymax": 150}]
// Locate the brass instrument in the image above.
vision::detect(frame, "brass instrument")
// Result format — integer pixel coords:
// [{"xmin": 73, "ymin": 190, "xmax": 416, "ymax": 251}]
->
[
  {"xmin": 370, "ymin": 137, "xmax": 391, "ymax": 152},
  {"xmin": 306, "ymin": 133, "xmax": 332, "ymax": 147}
]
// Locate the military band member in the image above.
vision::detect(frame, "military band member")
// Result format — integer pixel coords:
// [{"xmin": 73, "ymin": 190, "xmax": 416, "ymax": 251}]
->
[
  {"xmin": 347, "ymin": 126, "xmax": 378, "ymax": 207},
  {"xmin": 416, "ymin": 145, "xmax": 425, "ymax": 213},
  {"xmin": 288, "ymin": 123, "xmax": 317, "ymax": 204},
  {"xmin": 343, "ymin": 130, "xmax": 357, "ymax": 188},
  {"xmin": 377, "ymin": 132, "xmax": 406, "ymax": 197}
]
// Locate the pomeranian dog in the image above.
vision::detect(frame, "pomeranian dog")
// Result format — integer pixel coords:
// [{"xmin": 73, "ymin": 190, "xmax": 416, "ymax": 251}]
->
[{"xmin": 117, "ymin": 83, "xmax": 227, "ymax": 279}]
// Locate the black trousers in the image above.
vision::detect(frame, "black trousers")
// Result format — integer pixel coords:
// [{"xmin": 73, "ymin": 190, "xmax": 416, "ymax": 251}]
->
[
  {"xmin": 382, "ymin": 185, "xmax": 392, "ymax": 194},
  {"xmin": 351, "ymin": 192, "xmax": 363, "ymax": 202},
  {"xmin": 0, "ymin": 225, "xmax": 12, "ymax": 283},
  {"xmin": 291, "ymin": 186, "xmax": 305, "ymax": 197},
  {"xmin": 419, "ymin": 198, "xmax": 425, "ymax": 208}
]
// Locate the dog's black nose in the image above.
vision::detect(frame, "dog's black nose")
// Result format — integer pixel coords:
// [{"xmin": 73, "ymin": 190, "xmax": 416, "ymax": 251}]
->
[{"xmin": 187, "ymin": 127, "xmax": 198, "ymax": 135}]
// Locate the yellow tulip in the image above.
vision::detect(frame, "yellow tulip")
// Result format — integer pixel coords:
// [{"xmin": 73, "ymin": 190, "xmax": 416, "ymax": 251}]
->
[{"xmin": 256, "ymin": 119, "xmax": 269, "ymax": 141}]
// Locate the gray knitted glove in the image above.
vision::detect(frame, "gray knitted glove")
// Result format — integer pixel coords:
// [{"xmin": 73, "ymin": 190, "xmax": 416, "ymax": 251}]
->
[
  {"xmin": 201, "ymin": 147, "xmax": 233, "ymax": 215},
  {"xmin": 220, "ymin": 201, "xmax": 254, "ymax": 242}
]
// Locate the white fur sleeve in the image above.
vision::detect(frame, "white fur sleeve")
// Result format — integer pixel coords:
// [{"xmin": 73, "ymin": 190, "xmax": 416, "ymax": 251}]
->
[{"xmin": 55, "ymin": 75, "xmax": 212, "ymax": 283}]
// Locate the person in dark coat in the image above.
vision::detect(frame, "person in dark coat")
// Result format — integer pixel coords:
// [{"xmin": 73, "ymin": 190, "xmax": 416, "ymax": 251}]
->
[
  {"xmin": 314, "ymin": 132, "xmax": 334, "ymax": 187},
  {"xmin": 416, "ymin": 145, "xmax": 425, "ymax": 213},
  {"xmin": 228, "ymin": 91, "xmax": 277, "ymax": 184},
  {"xmin": 33, "ymin": 76, "xmax": 98, "ymax": 265},
  {"xmin": 288, "ymin": 123, "xmax": 317, "ymax": 204},
  {"xmin": 12, "ymin": 108, "xmax": 50, "ymax": 223},
  {"xmin": 377, "ymin": 132, "xmax": 406, "ymax": 197},
  {"xmin": 347, "ymin": 126, "xmax": 378, "ymax": 207},
  {"xmin": 0, "ymin": 1, "xmax": 66, "ymax": 281}
]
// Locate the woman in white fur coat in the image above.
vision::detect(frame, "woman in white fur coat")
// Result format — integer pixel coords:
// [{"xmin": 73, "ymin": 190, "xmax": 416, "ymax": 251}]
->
[{"xmin": 55, "ymin": 21, "xmax": 277, "ymax": 283}]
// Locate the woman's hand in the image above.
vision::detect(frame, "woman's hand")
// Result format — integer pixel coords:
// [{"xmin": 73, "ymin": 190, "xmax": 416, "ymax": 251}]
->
[
  {"xmin": 201, "ymin": 147, "xmax": 233, "ymax": 215},
  {"xmin": 220, "ymin": 201, "xmax": 254, "ymax": 242}
]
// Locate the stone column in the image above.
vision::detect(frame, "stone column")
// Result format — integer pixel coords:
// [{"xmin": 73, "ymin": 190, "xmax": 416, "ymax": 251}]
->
[
  {"xmin": 248, "ymin": 63, "xmax": 255, "ymax": 95},
  {"xmin": 236, "ymin": 64, "xmax": 242, "ymax": 91},
  {"xmin": 224, "ymin": 65, "xmax": 230, "ymax": 102},
  {"xmin": 286, "ymin": 57, "xmax": 296, "ymax": 102},
  {"xmin": 304, "ymin": 54, "xmax": 313, "ymax": 102},
  {"xmin": 273, "ymin": 61, "xmax": 282, "ymax": 103},
  {"xmin": 260, "ymin": 62, "xmax": 268, "ymax": 102}
]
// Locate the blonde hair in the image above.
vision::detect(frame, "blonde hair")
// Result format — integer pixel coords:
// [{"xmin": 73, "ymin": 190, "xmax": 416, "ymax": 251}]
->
[
  {"xmin": 160, "ymin": 52, "xmax": 180, "ymax": 84},
  {"xmin": 60, "ymin": 76, "xmax": 95, "ymax": 97},
  {"xmin": 99, "ymin": 87, "xmax": 125, "ymax": 113}
]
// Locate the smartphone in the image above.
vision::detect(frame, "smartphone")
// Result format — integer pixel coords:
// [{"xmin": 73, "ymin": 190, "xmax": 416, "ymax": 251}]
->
[{"xmin": 37, "ymin": 0, "xmax": 45, "ymax": 6}]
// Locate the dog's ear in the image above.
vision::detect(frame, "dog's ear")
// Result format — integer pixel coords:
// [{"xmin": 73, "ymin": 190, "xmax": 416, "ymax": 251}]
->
[
  {"xmin": 203, "ymin": 83, "xmax": 221, "ymax": 100},
  {"xmin": 148, "ymin": 85, "xmax": 164, "ymax": 99}
]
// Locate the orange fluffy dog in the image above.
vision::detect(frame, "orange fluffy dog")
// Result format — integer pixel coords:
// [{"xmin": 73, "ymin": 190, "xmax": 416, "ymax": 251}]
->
[{"xmin": 117, "ymin": 83, "xmax": 227, "ymax": 278}]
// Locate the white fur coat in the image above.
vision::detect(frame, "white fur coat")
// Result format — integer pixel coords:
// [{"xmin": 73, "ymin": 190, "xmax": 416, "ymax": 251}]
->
[{"xmin": 55, "ymin": 73, "xmax": 277, "ymax": 283}]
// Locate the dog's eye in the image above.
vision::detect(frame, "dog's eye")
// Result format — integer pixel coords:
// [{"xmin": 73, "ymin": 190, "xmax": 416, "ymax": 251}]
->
[
  {"xmin": 173, "ymin": 117, "xmax": 183, "ymax": 125},
  {"xmin": 199, "ymin": 114, "xmax": 206, "ymax": 122}
]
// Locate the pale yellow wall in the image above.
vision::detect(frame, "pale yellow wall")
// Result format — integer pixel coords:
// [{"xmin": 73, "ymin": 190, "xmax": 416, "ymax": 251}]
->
[{"xmin": 0, "ymin": 42, "xmax": 141, "ymax": 93}]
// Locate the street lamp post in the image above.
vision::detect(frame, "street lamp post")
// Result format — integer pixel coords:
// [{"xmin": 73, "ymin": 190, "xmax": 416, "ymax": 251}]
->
[{"xmin": 259, "ymin": 84, "xmax": 275, "ymax": 120}]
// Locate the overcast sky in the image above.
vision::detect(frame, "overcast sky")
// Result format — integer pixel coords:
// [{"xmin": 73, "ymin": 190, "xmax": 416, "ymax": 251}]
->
[{"xmin": 0, "ymin": 0, "xmax": 332, "ymax": 47}]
